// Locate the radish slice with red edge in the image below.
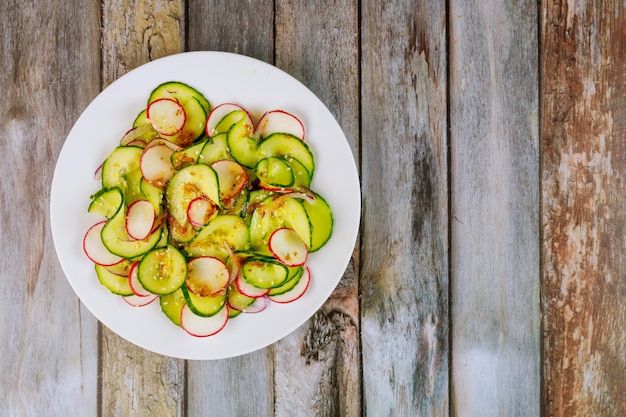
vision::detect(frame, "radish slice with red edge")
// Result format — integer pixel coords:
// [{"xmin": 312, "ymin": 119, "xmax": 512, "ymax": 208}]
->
[
  {"xmin": 147, "ymin": 97, "xmax": 186, "ymax": 136},
  {"xmin": 83, "ymin": 221, "xmax": 124, "ymax": 266},
  {"xmin": 94, "ymin": 164, "xmax": 102, "ymax": 181},
  {"xmin": 186, "ymin": 256, "xmax": 230, "ymax": 297},
  {"xmin": 128, "ymin": 261, "xmax": 152, "ymax": 297},
  {"xmin": 242, "ymin": 296, "xmax": 268, "ymax": 313},
  {"xmin": 268, "ymin": 228, "xmax": 308, "ymax": 267},
  {"xmin": 187, "ymin": 197, "xmax": 215, "ymax": 228},
  {"xmin": 235, "ymin": 270, "xmax": 270, "ymax": 298},
  {"xmin": 123, "ymin": 293, "xmax": 158, "ymax": 307},
  {"xmin": 140, "ymin": 143, "xmax": 176, "ymax": 187},
  {"xmin": 180, "ymin": 304, "xmax": 229, "ymax": 337},
  {"xmin": 125, "ymin": 200, "xmax": 156, "ymax": 240},
  {"xmin": 268, "ymin": 267, "xmax": 311, "ymax": 304},
  {"xmin": 144, "ymin": 138, "xmax": 181, "ymax": 152},
  {"xmin": 211, "ymin": 160, "xmax": 248, "ymax": 202},
  {"xmin": 254, "ymin": 110, "xmax": 304, "ymax": 140},
  {"xmin": 205, "ymin": 103, "xmax": 253, "ymax": 137}
]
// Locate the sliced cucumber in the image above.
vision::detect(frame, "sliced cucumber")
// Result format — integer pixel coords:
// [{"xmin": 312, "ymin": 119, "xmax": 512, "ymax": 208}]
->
[
  {"xmin": 257, "ymin": 133, "xmax": 314, "ymax": 180},
  {"xmin": 255, "ymin": 156, "xmax": 294, "ymax": 189},
  {"xmin": 171, "ymin": 140, "xmax": 207, "ymax": 170},
  {"xmin": 198, "ymin": 133, "xmax": 233, "ymax": 165},
  {"xmin": 268, "ymin": 266, "xmax": 304, "ymax": 296},
  {"xmin": 101, "ymin": 146, "xmax": 143, "ymax": 189},
  {"xmin": 89, "ymin": 187, "xmax": 123, "ymax": 218},
  {"xmin": 226, "ymin": 117, "xmax": 258, "ymax": 168},
  {"xmin": 182, "ymin": 285, "xmax": 227, "ymax": 317},
  {"xmin": 302, "ymin": 191, "xmax": 334, "ymax": 252},
  {"xmin": 187, "ymin": 214, "xmax": 250, "ymax": 260},
  {"xmin": 101, "ymin": 207, "xmax": 162, "ymax": 258},
  {"xmin": 159, "ymin": 288, "xmax": 186, "ymax": 327},
  {"xmin": 95, "ymin": 264, "xmax": 134, "ymax": 296},
  {"xmin": 137, "ymin": 244, "xmax": 187, "ymax": 295},
  {"xmin": 242, "ymin": 256, "xmax": 290, "ymax": 289},
  {"xmin": 166, "ymin": 164, "xmax": 221, "ymax": 225}
]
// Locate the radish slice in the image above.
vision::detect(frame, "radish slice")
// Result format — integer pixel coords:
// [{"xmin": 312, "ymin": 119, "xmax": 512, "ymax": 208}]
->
[
  {"xmin": 242, "ymin": 296, "xmax": 268, "ymax": 313},
  {"xmin": 205, "ymin": 103, "xmax": 253, "ymax": 137},
  {"xmin": 123, "ymin": 293, "xmax": 158, "ymax": 307},
  {"xmin": 181, "ymin": 304, "xmax": 229, "ymax": 337},
  {"xmin": 140, "ymin": 143, "xmax": 176, "ymax": 187},
  {"xmin": 128, "ymin": 261, "xmax": 152, "ymax": 297},
  {"xmin": 187, "ymin": 197, "xmax": 215, "ymax": 228},
  {"xmin": 235, "ymin": 270, "xmax": 270, "ymax": 298},
  {"xmin": 211, "ymin": 160, "xmax": 248, "ymax": 201},
  {"xmin": 268, "ymin": 267, "xmax": 311, "ymax": 304},
  {"xmin": 124, "ymin": 139, "xmax": 147, "ymax": 148},
  {"xmin": 268, "ymin": 228, "xmax": 308, "ymax": 267},
  {"xmin": 83, "ymin": 221, "xmax": 124, "ymax": 266},
  {"xmin": 147, "ymin": 98, "xmax": 186, "ymax": 136},
  {"xmin": 125, "ymin": 200, "xmax": 156, "ymax": 240},
  {"xmin": 254, "ymin": 110, "xmax": 305, "ymax": 140},
  {"xmin": 186, "ymin": 257, "xmax": 230, "ymax": 297}
]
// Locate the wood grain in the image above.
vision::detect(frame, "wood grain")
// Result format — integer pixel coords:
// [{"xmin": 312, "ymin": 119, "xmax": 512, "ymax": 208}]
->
[
  {"xmin": 541, "ymin": 1, "xmax": 626, "ymax": 415},
  {"xmin": 274, "ymin": 1, "xmax": 361, "ymax": 415},
  {"xmin": 185, "ymin": 2, "xmax": 275, "ymax": 416},
  {"xmin": 0, "ymin": 0, "xmax": 101, "ymax": 415},
  {"xmin": 99, "ymin": 1, "xmax": 186, "ymax": 416},
  {"xmin": 448, "ymin": 0, "xmax": 540, "ymax": 415},
  {"xmin": 360, "ymin": 0, "xmax": 449, "ymax": 415}
]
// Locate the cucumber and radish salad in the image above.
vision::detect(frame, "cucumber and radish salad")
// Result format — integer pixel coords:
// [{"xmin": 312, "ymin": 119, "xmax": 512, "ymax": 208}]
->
[{"xmin": 83, "ymin": 81, "xmax": 333, "ymax": 338}]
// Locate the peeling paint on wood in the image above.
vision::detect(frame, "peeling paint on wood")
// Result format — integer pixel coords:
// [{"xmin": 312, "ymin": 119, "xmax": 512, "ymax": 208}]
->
[{"xmin": 541, "ymin": 1, "xmax": 626, "ymax": 415}]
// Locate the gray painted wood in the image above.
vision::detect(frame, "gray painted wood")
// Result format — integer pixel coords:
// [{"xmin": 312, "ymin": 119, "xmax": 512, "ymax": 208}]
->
[
  {"xmin": 360, "ymin": 0, "xmax": 449, "ymax": 415},
  {"xmin": 273, "ymin": 1, "xmax": 361, "ymax": 415},
  {"xmin": 185, "ymin": 2, "xmax": 275, "ymax": 416},
  {"xmin": 448, "ymin": 1, "xmax": 540, "ymax": 415},
  {"xmin": 99, "ymin": 1, "xmax": 187, "ymax": 416},
  {"xmin": 0, "ymin": 0, "xmax": 101, "ymax": 416}
]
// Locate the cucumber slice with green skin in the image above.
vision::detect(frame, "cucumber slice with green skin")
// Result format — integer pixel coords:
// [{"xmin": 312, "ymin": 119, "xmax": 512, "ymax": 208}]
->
[
  {"xmin": 140, "ymin": 178, "xmax": 164, "ymax": 214},
  {"xmin": 268, "ymin": 266, "xmax": 311, "ymax": 304},
  {"xmin": 101, "ymin": 145, "xmax": 143, "ymax": 189},
  {"xmin": 255, "ymin": 156, "xmax": 295, "ymax": 189},
  {"xmin": 226, "ymin": 117, "xmax": 258, "ymax": 168},
  {"xmin": 167, "ymin": 214, "xmax": 197, "ymax": 243},
  {"xmin": 166, "ymin": 164, "xmax": 221, "ymax": 225},
  {"xmin": 187, "ymin": 214, "xmax": 250, "ymax": 260},
  {"xmin": 171, "ymin": 140, "xmax": 207, "ymax": 170},
  {"xmin": 206, "ymin": 104, "xmax": 253, "ymax": 137},
  {"xmin": 198, "ymin": 133, "xmax": 233, "ymax": 165},
  {"xmin": 227, "ymin": 283, "xmax": 257, "ymax": 313},
  {"xmin": 148, "ymin": 82, "xmax": 210, "ymax": 147},
  {"xmin": 149, "ymin": 81, "xmax": 211, "ymax": 116},
  {"xmin": 257, "ymin": 133, "xmax": 315, "ymax": 180},
  {"xmin": 137, "ymin": 245, "xmax": 187, "ymax": 295},
  {"xmin": 104, "ymin": 258, "xmax": 133, "ymax": 277},
  {"xmin": 268, "ymin": 266, "xmax": 304, "ymax": 296},
  {"xmin": 215, "ymin": 109, "xmax": 249, "ymax": 134},
  {"xmin": 95, "ymin": 264, "xmax": 133, "ymax": 296},
  {"xmin": 88, "ymin": 187, "xmax": 123, "ymax": 218},
  {"xmin": 181, "ymin": 284, "xmax": 227, "ymax": 317},
  {"xmin": 301, "ymin": 191, "xmax": 334, "ymax": 252},
  {"xmin": 133, "ymin": 109, "xmax": 149, "ymax": 128},
  {"xmin": 160, "ymin": 288, "xmax": 186, "ymax": 327},
  {"xmin": 101, "ymin": 206, "xmax": 163, "ymax": 258},
  {"xmin": 286, "ymin": 157, "xmax": 311, "ymax": 188},
  {"xmin": 249, "ymin": 194, "xmax": 312, "ymax": 254},
  {"xmin": 242, "ymin": 257, "xmax": 290, "ymax": 289},
  {"xmin": 120, "ymin": 124, "xmax": 159, "ymax": 146}
]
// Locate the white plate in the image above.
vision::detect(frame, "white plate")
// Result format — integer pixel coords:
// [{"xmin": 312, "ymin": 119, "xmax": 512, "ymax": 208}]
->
[{"xmin": 50, "ymin": 51, "xmax": 360, "ymax": 360}]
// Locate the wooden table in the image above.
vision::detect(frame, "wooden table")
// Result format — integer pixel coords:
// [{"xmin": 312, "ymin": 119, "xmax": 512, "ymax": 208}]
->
[{"xmin": 2, "ymin": 1, "xmax": 624, "ymax": 416}]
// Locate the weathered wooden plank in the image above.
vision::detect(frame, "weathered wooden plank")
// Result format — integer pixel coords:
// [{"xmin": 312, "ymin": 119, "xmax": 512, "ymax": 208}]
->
[
  {"xmin": 99, "ymin": 1, "xmax": 186, "ymax": 416},
  {"xmin": 0, "ymin": 0, "xmax": 101, "ymax": 415},
  {"xmin": 541, "ymin": 2, "xmax": 626, "ymax": 415},
  {"xmin": 185, "ymin": 2, "xmax": 275, "ymax": 416},
  {"xmin": 448, "ymin": 0, "xmax": 540, "ymax": 415},
  {"xmin": 360, "ymin": 0, "xmax": 448, "ymax": 415},
  {"xmin": 273, "ymin": 1, "xmax": 361, "ymax": 415}
]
